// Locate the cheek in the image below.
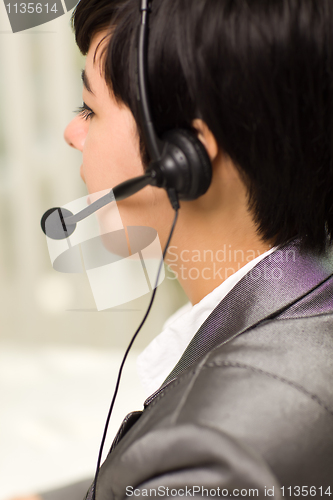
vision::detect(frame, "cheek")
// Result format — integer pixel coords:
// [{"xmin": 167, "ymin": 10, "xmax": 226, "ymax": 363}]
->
[
  {"xmin": 82, "ymin": 127, "xmax": 115, "ymax": 193},
  {"xmin": 82, "ymin": 117, "xmax": 144, "ymax": 194}
]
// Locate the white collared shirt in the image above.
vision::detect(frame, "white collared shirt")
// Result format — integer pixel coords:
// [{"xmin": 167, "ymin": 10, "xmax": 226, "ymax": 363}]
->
[{"xmin": 137, "ymin": 247, "xmax": 276, "ymax": 397}]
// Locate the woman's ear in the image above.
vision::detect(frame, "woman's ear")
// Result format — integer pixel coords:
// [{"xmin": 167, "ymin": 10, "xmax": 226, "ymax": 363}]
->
[{"xmin": 192, "ymin": 119, "xmax": 219, "ymax": 162}]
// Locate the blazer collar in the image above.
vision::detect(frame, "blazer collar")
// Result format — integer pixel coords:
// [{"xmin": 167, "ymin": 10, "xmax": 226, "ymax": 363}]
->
[{"xmin": 144, "ymin": 239, "xmax": 333, "ymax": 407}]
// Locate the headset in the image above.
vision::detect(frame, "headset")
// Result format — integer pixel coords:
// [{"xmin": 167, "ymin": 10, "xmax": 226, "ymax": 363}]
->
[
  {"xmin": 41, "ymin": 0, "xmax": 212, "ymax": 240},
  {"xmin": 41, "ymin": 1, "xmax": 212, "ymax": 499}
]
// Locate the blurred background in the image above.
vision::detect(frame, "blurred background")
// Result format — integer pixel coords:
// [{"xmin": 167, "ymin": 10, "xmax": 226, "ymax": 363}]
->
[{"xmin": 0, "ymin": 7, "xmax": 187, "ymax": 498}]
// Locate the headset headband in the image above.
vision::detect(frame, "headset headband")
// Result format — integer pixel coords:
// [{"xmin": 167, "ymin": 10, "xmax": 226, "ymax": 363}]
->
[{"xmin": 137, "ymin": 0, "xmax": 163, "ymax": 162}]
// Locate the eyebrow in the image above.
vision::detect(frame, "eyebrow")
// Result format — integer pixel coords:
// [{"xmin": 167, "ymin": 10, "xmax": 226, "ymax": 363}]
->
[{"xmin": 81, "ymin": 69, "xmax": 94, "ymax": 95}]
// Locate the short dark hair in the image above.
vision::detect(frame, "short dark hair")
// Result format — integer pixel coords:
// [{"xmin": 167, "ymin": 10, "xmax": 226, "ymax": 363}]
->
[{"xmin": 72, "ymin": 0, "xmax": 333, "ymax": 253}]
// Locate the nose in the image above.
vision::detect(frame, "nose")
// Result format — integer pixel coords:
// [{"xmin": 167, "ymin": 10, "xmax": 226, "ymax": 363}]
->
[{"xmin": 64, "ymin": 115, "xmax": 88, "ymax": 152}]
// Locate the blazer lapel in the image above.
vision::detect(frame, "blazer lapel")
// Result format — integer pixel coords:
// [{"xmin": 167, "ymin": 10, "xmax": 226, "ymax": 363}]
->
[
  {"xmin": 109, "ymin": 411, "xmax": 143, "ymax": 453},
  {"xmin": 145, "ymin": 239, "xmax": 333, "ymax": 407}
]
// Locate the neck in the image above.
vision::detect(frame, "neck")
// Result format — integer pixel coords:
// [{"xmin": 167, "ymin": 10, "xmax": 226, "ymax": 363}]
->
[
  {"xmin": 165, "ymin": 201, "xmax": 272, "ymax": 305},
  {"xmin": 163, "ymin": 146, "xmax": 273, "ymax": 305}
]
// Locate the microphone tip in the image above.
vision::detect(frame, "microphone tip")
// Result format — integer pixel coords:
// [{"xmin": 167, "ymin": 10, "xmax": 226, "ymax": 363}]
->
[{"xmin": 41, "ymin": 207, "xmax": 76, "ymax": 240}]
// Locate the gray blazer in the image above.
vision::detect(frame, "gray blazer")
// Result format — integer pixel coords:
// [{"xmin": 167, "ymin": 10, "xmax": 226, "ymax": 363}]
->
[{"xmin": 45, "ymin": 240, "xmax": 333, "ymax": 500}]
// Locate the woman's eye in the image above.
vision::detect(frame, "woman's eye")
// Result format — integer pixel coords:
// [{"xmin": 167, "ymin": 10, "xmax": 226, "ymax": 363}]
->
[{"xmin": 75, "ymin": 102, "xmax": 95, "ymax": 121}]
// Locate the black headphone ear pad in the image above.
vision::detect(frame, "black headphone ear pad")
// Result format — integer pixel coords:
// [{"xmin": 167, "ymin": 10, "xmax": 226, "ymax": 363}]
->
[{"xmin": 161, "ymin": 128, "xmax": 212, "ymax": 200}]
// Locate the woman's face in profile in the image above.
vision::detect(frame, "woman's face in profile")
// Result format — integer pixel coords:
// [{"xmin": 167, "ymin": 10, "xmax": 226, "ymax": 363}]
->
[{"xmin": 63, "ymin": 30, "xmax": 174, "ymax": 244}]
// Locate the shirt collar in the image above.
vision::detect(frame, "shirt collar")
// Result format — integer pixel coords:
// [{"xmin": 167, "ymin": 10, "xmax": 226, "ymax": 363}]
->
[{"xmin": 137, "ymin": 247, "xmax": 276, "ymax": 397}]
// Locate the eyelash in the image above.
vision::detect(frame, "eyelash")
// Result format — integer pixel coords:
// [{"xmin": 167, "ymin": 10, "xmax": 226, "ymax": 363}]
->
[{"xmin": 75, "ymin": 102, "xmax": 95, "ymax": 121}]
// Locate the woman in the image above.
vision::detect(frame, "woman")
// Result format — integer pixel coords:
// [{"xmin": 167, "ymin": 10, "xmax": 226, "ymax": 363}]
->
[{"xmin": 17, "ymin": 0, "xmax": 333, "ymax": 498}]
